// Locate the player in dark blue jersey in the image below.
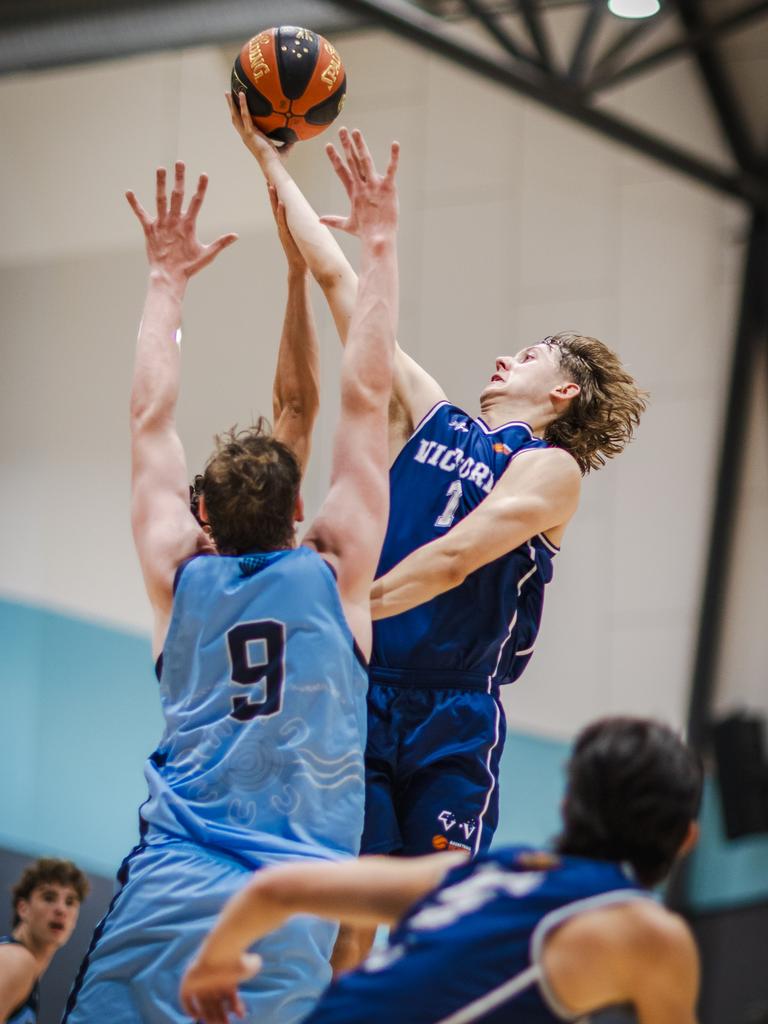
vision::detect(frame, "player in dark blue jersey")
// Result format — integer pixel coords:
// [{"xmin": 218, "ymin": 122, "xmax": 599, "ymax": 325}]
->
[
  {"xmin": 65, "ymin": 136, "xmax": 400, "ymax": 1024},
  {"xmin": 231, "ymin": 104, "xmax": 647, "ymax": 871},
  {"xmin": 181, "ymin": 716, "xmax": 701, "ymax": 1024},
  {"xmin": 0, "ymin": 859, "xmax": 88, "ymax": 1023}
]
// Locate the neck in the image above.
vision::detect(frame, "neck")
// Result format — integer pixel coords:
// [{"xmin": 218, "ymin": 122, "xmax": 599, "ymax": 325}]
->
[
  {"xmin": 478, "ymin": 394, "xmax": 553, "ymax": 435},
  {"xmin": 11, "ymin": 924, "xmax": 56, "ymax": 970}
]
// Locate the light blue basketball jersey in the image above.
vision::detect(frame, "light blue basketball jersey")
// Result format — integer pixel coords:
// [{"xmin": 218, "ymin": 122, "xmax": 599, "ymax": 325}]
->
[
  {"xmin": 305, "ymin": 846, "xmax": 648, "ymax": 1024},
  {"xmin": 141, "ymin": 546, "xmax": 368, "ymax": 864},
  {"xmin": 0, "ymin": 937, "xmax": 38, "ymax": 1024}
]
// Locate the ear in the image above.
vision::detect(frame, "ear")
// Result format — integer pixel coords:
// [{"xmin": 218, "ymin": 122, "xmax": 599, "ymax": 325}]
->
[
  {"xmin": 294, "ymin": 493, "xmax": 305, "ymax": 524},
  {"xmin": 551, "ymin": 381, "xmax": 580, "ymax": 414},
  {"xmin": 678, "ymin": 820, "xmax": 700, "ymax": 859},
  {"xmin": 15, "ymin": 898, "xmax": 30, "ymax": 923},
  {"xmin": 197, "ymin": 494, "xmax": 209, "ymax": 525}
]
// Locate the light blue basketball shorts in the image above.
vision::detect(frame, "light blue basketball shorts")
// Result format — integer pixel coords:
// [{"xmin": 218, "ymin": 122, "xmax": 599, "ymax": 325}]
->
[{"xmin": 63, "ymin": 834, "xmax": 337, "ymax": 1024}]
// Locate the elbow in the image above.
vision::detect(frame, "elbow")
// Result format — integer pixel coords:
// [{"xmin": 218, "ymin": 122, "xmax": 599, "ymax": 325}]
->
[{"xmin": 439, "ymin": 547, "xmax": 469, "ymax": 590}]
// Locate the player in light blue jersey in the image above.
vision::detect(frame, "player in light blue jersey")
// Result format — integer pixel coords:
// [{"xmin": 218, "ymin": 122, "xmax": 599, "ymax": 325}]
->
[
  {"xmin": 228, "ymin": 102, "xmax": 648, "ymax": 970},
  {"xmin": 0, "ymin": 859, "xmax": 88, "ymax": 1024},
  {"xmin": 181, "ymin": 717, "xmax": 702, "ymax": 1024},
  {"xmin": 65, "ymin": 133, "xmax": 400, "ymax": 1024}
]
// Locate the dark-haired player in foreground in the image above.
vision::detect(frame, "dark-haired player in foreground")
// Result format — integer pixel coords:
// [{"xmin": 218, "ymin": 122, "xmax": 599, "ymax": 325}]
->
[
  {"xmin": 0, "ymin": 858, "xmax": 88, "ymax": 1024},
  {"xmin": 227, "ymin": 94, "xmax": 649, "ymax": 968},
  {"xmin": 182, "ymin": 717, "xmax": 701, "ymax": 1024},
  {"xmin": 65, "ymin": 132, "xmax": 400, "ymax": 1024}
]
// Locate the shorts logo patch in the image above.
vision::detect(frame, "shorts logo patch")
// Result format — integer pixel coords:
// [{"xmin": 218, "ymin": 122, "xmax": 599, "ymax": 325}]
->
[{"xmin": 437, "ymin": 809, "xmax": 478, "ymax": 844}]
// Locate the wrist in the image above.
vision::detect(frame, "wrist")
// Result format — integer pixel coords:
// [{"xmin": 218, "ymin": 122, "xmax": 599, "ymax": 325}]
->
[
  {"xmin": 287, "ymin": 264, "xmax": 309, "ymax": 282},
  {"xmin": 360, "ymin": 231, "xmax": 397, "ymax": 255},
  {"xmin": 148, "ymin": 268, "xmax": 187, "ymax": 299}
]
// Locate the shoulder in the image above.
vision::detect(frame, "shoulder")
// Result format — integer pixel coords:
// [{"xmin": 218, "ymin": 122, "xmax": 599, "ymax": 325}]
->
[
  {"xmin": 497, "ymin": 445, "xmax": 581, "ymax": 499},
  {"xmin": 0, "ymin": 941, "xmax": 37, "ymax": 1002},
  {"xmin": 540, "ymin": 897, "xmax": 696, "ymax": 1018}
]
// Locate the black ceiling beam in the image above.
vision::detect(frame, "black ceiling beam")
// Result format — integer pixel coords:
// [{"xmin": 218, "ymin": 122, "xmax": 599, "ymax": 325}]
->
[
  {"xmin": 330, "ymin": 0, "xmax": 768, "ymax": 209},
  {"xmin": 591, "ymin": 0, "xmax": 768, "ymax": 92},
  {"xmin": 672, "ymin": 0, "xmax": 762, "ymax": 174},
  {"xmin": 459, "ymin": 0, "xmax": 541, "ymax": 68},
  {"xmin": 519, "ymin": 0, "xmax": 555, "ymax": 74},
  {"xmin": 588, "ymin": 8, "xmax": 669, "ymax": 87},
  {"xmin": 568, "ymin": 0, "xmax": 605, "ymax": 84}
]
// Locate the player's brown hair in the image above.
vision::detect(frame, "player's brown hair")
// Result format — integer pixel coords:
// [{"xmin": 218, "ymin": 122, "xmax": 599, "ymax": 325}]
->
[
  {"xmin": 12, "ymin": 858, "xmax": 89, "ymax": 927},
  {"xmin": 544, "ymin": 333, "xmax": 648, "ymax": 474},
  {"xmin": 195, "ymin": 419, "xmax": 301, "ymax": 555}
]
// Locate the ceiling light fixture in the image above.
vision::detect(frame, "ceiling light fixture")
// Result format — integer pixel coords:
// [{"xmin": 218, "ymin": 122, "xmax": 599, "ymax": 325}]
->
[{"xmin": 607, "ymin": 0, "xmax": 661, "ymax": 18}]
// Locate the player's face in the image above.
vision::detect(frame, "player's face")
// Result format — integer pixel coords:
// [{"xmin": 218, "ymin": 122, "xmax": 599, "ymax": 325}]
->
[
  {"xmin": 17, "ymin": 884, "xmax": 80, "ymax": 948},
  {"xmin": 481, "ymin": 342, "xmax": 565, "ymax": 403}
]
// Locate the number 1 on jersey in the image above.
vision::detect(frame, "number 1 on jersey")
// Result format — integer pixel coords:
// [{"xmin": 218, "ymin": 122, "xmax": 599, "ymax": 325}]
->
[
  {"xmin": 226, "ymin": 620, "xmax": 286, "ymax": 721},
  {"xmin": 435, "ymin": 480, "xmax": 463, "ymax": 528}
]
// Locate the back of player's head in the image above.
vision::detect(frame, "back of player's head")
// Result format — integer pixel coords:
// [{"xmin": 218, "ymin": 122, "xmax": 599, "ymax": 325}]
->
[
  {"xmin": 543, "ymin": 333, "xmax": 648, "ymax": 474},
  {"xmin": 197, "ymin": 419, "xmax": 301, "ymax": 555},
  {"xmin": 11, "ymin": 858, "xmax": 89, "ymax": 927},
  {"xmin": 557, "ymin": 716, "xmax": 702, "ymax": 887}
]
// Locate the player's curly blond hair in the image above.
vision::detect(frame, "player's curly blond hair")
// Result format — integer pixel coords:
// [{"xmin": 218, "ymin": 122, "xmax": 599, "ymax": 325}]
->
[{"xmin": 544, "ymin": 333, "xmax": 648, "ymax": 474}]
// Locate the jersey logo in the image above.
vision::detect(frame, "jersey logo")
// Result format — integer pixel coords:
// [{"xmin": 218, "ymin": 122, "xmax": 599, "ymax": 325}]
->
[
  {"xmin": 492, "ymin": 442, "xmax": 513, "ymax": 455},
  {"xmin": 413, "ymin": 438, "xmax": 495, "ymax": 494},
  {"xmin": 448, "ymin": 416, "xmax": 469, "ymax": 432}
]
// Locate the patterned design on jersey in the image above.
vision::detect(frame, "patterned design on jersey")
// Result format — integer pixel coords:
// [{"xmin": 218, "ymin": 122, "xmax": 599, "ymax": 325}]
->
[
  {"xmin": 372, "ymin": 402, "xmax": 557, "ymax": 685},
  {"xmin": 303, "ymin": 847, "xmax": 649, "ymax": 1024},
  {"xmin": 140, "ymin": 546, "xmax": 368, "ymax": 863},
  {"xmin": 0, "ymin": 937, "xmax": 39, "ymax": 1024}
]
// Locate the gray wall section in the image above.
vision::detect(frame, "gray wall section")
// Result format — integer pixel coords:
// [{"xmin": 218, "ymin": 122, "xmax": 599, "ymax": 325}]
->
[{"xmin": 0, "ymin": 847, "xmax": 115, "ymax": 1024}]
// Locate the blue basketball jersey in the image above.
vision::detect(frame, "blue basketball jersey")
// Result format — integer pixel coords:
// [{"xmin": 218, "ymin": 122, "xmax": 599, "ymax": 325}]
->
[
  {"xmin": 0, "ymin": 936, "xmax": 39, "ymax": 1024},
  {"xmin": 373, "ymin": 403, "xmax": 558, "ymax": 686},
  {"xmin": 305, "ymin": 847, "xmax": 648, "ymax": 1024},
  {"xmin": 141, "ymin": 546, "xmax": 368, "ymax": 864}
]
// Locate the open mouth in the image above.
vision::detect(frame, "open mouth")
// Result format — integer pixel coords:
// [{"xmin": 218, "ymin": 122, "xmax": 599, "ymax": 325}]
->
[
  {"xmin": 490, "ymin": 374, "xmax": 504, "ymax": 383},
  {"xmin": 49, "ymin": 922, "xmax": 65, "ymax": 934}
]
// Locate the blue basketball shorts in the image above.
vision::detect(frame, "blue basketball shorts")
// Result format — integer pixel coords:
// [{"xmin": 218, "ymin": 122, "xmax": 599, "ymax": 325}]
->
[
  {"xmin": 361, "ymin": 675, "xmax": 506, "ymax": 857},
  {"xmin": 64, "ymin": 835, "xmax": 337, "ymax": 1024}
]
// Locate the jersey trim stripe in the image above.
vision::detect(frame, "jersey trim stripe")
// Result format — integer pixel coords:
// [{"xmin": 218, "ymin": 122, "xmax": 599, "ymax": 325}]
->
[
  {"xmin": 474, "ymin": 543, "xmax": 539, "ymax": 852},
  {"xmin": 433, "ymin": 963, "xmax": 540, "ymax": 1024},
  {"xmin": 475, "ymin": 416, "xmax": 543, "ymax": 440},
  {"xmin": 529, "ymin": 888, "xmax": 651, "ymax": 1022},
  {"xmin": 537, "ymin": 531, "xmax": 560, "ymax": 555}
]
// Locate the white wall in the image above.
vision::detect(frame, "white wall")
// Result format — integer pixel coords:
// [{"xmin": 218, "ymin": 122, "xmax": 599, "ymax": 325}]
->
[{"xmin": 0, "ymin": 28, "xmax": 757, "ymax": 742}]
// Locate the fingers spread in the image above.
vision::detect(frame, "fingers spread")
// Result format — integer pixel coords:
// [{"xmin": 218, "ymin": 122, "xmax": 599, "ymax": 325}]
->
[
  {"xmin": 155, "ymin": 166, "xmax": 168, "ymax": 219},
  {"xmin": 385, "ymin": 141, "xmax": 401, "ymax": 182},
  {"xmin": 351, "ymin": 128, "xmax": 375, "ymax": 181},
  {"xmin": 169, "ymin": 161, "xmax": 185, "ymax": 216},
  {"xmin": 185, "ymin": 173, "xmax": 208, "ymax": 221},
  {"xmin": 325, "ymin": 142, "xmax": 353, "ymax": 195},
  {"xmin": 125, "ymin": 190, "xmax": 151, "ymax": 231}
]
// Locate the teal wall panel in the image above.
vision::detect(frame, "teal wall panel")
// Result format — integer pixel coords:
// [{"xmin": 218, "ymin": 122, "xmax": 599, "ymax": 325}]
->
[{"xmin": 2, "ymin": 596, "xmax": 767, "ymax": 907}]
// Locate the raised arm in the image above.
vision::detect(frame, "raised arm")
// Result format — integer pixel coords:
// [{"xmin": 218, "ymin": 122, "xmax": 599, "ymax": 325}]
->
[
  {"xmin": 267, "ymin": 186, "xmax": 320, "ymax": 474},
  {"xmin": 371, "ymin": 447, "xmax": 581, "ymax": 620},
  {"xmin": 300, "ymin": 129, "xmax": 399, "ymax": 655},
  {"xmin": 126, "ymin": 164, "xmax": 237, "ymax": 656},
  {"xmin": 227, "ymin": 92, "xmax": 445, "ymax": 438},
  {"xmin": 180, "ymin": 852, "xmax": 463, "ymax": 1024}
]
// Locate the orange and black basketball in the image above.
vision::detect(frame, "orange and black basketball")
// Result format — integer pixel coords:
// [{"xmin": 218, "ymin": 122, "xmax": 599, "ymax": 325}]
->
[{"xmin": 231, "ymin": 26, "xmax": 347, "ymax": 145}]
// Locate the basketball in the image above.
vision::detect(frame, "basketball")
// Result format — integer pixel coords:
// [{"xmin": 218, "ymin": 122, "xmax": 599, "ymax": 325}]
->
[{"xmin": 231, "ymin": 26, "xmax": 347, "ymax": 145}]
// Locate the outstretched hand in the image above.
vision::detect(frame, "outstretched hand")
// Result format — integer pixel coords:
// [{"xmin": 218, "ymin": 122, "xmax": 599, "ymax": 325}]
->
[
  {"xmin": 179, "ymin": 952, "xmax": 262, "ymax": 1024},
  {"xmin": 321, "ymin": 128, "xmax": 399, "ymax": 239},
  {"xmin": 226, "ymin": 91, "xmax": 295, "ymax": 163},
  {"xmin": 125, "ymin": 162, "xmax": 237, "ymax": 285}
]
